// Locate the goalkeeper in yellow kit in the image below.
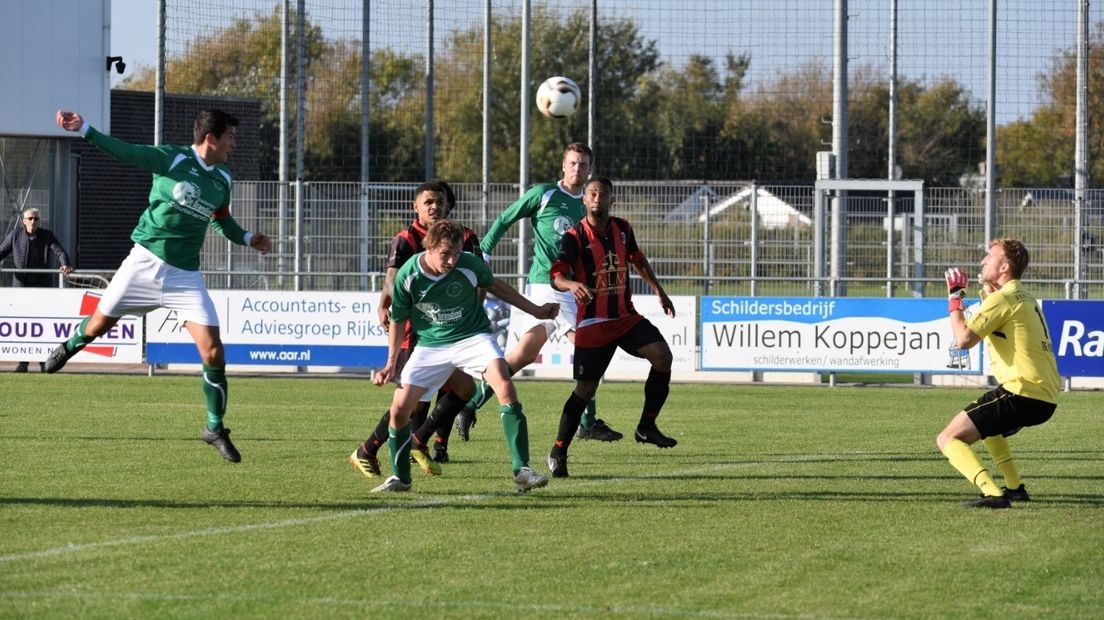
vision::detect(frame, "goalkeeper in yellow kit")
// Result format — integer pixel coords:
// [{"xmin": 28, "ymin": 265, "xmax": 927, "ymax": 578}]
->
[{"xmin": 936, "ymin": 239, "xmax": 1060, "ymax": 508}]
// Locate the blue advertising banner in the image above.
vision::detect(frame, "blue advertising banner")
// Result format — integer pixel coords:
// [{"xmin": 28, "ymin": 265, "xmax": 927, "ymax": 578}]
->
[
  {"xmin": 1043, "ymin": 300, "xmax": 1104, "ymax": 377},
  {"xmin": 700, "ymin": 297, "xmax": 982, "ymax": 373},
  {"xmin": 146, "ymin": 291, "xmax": 388, "ymax": 366}
]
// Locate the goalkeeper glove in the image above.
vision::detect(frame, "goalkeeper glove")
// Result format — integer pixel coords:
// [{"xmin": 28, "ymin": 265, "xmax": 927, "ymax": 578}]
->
[{"xmin": 945, "ymin": 267, "xmax": 968, "ymax": 313}]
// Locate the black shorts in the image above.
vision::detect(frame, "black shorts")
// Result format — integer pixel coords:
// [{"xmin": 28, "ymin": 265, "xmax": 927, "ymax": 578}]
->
[
  {"xmin": 573, "ymin": 318, "xmax": 665, "ymax": 382},
  {"xmin": 964, "ymin": 386, "xmax": 1056, "ymax": 439}
]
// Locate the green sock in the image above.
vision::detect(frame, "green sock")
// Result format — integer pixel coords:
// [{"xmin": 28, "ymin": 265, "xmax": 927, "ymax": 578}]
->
[
  {"xmin": 580, "ymin": 394, "xmax": 597, "ymax": 428},
  {"xmin": 65, "ymin": 316, "xmax": 95, "ymax": 352},
  {"xmin": 468, "ymin": 380, "xmax": 496, "ymax": 410},
  {"xmin": 201, "ymin": 365, "xmax": 228, "ymax": 432},
  {"xmin": 467, "ymin": 364, "xmax": 514, "ymax": 411},
  {"xmin": 388, "ymin": 423, "xmax": 413, "ymax": 484},
  {"xmin": 499, "ymin": 402, "xmax": 529, "ymax": 474}
]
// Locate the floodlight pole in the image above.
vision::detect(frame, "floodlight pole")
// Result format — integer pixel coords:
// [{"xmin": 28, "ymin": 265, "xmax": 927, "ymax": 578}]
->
[
  {"xmin": 831, "ymin": 0, "xmax": 849, "ymax": 296},
  {"xmin": 154, "ymin": 0, "xmax": 165, "ymax": 145},
  {"xmin": 517, "ymin": 0, "xmax": 531, "ymax": 291},
  {"xmin": 887, "ymin": 0, "xmax": 898, "ymax": 299},
  {"xmin": 984, "ymin": 0, "xmax": 997, "ymax": 243},
  {"xmin": 1074, "ymin": 0, "xmax": 1089, "ymax": 300}
]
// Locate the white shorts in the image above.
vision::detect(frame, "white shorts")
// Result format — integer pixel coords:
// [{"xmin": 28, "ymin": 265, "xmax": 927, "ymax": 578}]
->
[
  {"xmin": 509, "ymin": 283, "xmax": 577, "ymax": 340},
  {"xmin": 400, "ymin": 333, "xmax": 504, "ymax": 399},
  {"xmin": 97, "ymin": 244, "xmax": 219, "ymax": 326}
]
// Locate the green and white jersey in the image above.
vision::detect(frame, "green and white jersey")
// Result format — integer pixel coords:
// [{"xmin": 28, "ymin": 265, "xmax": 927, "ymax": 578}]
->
[
  {"xmin": 85, "ymin": 127, "xmax": 248, "ymax": 271},
  {"xmin": 480, "ymin": 181, "xmax": 584, "ymax": 284},
  {"xmin": 391, "ymin": 251, "xmax": 494, "ymax": 347}
]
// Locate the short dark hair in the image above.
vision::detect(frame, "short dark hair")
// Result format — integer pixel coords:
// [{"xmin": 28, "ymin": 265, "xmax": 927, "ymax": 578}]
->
[
  {"xmin": 429, "ymin": 179, "xmax": 457, "ymax": 210},
  {"xmin": 413, "ymin": 181, "xmax": 443, "ymax": 203},
  {"xmin": 564, "ymin": 142, "xmax": 593, "ymax": 164},
  {"xmin": 193, "ymin": 109, "xmax": 238, "ymax": 145},
  {"xmin": 585, "ymin": 175, "xmax": 613, "ymax": 192},
  {"xmin": 424, "ymin": 220, "xmax": 464, "ymax": 249},
  {"xmin": 992, "ymin": 238, "xmax": 1030, "ymax": 278}
]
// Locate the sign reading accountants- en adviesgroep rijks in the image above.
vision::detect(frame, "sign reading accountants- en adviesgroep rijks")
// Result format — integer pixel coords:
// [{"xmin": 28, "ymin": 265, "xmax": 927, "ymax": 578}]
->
[
  {"xmin": 146, "ymin": 291, "xmax": 388, "ymax": 366},
  {"xmin": 700, "ymin": 297, "xmax": 982, "ymax": 374}
]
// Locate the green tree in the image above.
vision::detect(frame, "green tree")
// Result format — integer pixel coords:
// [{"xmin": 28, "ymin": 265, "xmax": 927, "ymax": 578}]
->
[
  {"xmin": 723, "ymin": 61, "xmax": 832, "ymax": 181},
  {"xmin": 120, "ymin": 7, "xmax": 325, "ymax": 179},
  {"xmin": 433, "ymin": 7, "xmax": 662, "ymax": 183},
  {"xmin": 996, "ymin": 22, "xmax": 1104, "ymax": 187},
  {"xmin": 997, "ymin": 108, "xmax": 1071, "ymax": 187},
  {"xmin": 849, "ymin": 76, "xmax": 985, "ymax": 185}
]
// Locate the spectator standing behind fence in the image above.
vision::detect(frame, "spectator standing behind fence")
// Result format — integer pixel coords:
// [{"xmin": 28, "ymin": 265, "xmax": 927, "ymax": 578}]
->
[
  {"xmin": 50, "ymin": 109, "xmax": 271, "ymax": 463},
  {"xmin": 936, "ymin": 239, "xmax": 1060, "ymax": 509},
  {"xmin": 1, "ymin": 207, "xmax": 73, "ymax": 372}
]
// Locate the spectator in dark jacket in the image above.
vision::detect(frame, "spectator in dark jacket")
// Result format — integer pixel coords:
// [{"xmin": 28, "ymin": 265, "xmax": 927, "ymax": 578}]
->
[{"xmin": 1, "ymin": 208, "xmax": 73, "ymax": 372}]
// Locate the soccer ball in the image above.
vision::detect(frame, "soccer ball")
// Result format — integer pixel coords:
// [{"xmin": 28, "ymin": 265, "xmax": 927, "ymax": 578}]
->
[{"xmin": 536, "ymin": 76, "xmax": 582, "ymax": 118}]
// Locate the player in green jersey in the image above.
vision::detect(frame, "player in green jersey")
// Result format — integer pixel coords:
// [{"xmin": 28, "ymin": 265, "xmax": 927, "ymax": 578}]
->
[
  {"xmin": 937, "ymin": 239, "xmax": 1060, "ymax": 508},
  {"xmin": 50, "ymin": 109, "xmax": 271, "ymax": 463},
  {"xmin": 369, "ymin": 220, "xmax": 557, "ymax": 493},
  {"xmin": 455, "ymin": 143, "xmax": 622, "ymax": 443}
]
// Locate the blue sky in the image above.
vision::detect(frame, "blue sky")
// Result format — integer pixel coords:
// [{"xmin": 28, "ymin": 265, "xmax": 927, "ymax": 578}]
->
[{"xmin": 110, "ymin": 1, "xmax": 1092, "ymax": 124}]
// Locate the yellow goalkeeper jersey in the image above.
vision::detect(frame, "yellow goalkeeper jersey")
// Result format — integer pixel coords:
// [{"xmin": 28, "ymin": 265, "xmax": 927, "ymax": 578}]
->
[{"xmin": 967, "ymin": 279, "xmax": 1060, "ymax": 404}]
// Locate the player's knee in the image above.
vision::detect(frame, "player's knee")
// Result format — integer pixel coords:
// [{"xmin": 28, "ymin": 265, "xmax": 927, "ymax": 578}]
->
[
  {"xmin": 654, "ymin": 347, "xmax": 673, "ymax": 372},
  {"xmin": 198, "ymin": 342, "xmax": 224, "ymax": 366}
]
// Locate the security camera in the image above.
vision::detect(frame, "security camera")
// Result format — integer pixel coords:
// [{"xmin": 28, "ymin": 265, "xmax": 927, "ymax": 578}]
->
[{"xmin": 106, "ymin": 56, "xmax": 126, "ymax": 74}]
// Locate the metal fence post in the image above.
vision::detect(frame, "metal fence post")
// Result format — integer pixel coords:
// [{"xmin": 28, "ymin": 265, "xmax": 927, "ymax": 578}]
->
[
  {"xmin": 749, "ymin": 182, "xmax": 759, "ymax": 297},
  {"xmin": 294, "ymin": 180, "xmax": 303, "ymax": 292},
  {"xmin": 701, "ymin": 191, "xmax": 711, "ymax": 296}
]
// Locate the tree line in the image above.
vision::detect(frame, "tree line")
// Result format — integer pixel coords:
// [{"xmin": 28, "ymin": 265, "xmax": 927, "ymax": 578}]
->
[{"xmin": 121, "ymin": 7, "xmax": 1101, "ymax": 188}]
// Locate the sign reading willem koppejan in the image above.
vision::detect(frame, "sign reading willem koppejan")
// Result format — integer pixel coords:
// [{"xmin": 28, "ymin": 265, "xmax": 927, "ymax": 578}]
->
[{"xmin": 700, "ymin": 297, "xmax": 982, "ymax": 374}]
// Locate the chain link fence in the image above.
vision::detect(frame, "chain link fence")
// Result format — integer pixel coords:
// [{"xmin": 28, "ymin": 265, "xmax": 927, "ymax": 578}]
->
[{"xmin": 200, "ymin": 181, "xmax": 1104, "ymax": 300}]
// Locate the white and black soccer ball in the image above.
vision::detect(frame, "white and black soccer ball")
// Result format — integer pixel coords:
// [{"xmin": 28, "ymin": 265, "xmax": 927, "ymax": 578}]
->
[{"xmin": 536, "ymin": 76, "xmax": 582, "ymax": 119}]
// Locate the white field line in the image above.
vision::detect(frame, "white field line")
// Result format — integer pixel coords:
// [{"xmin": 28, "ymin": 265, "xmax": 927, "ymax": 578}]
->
[
  {"xmin": 0, "ymin": 588, "xmax": 827, "ymax": 619},
  {"xmin": 0, "ymin": 452, "xmax": 878, "ymax": 565},
  {"xmin": 0, "ymin": 456, "xmax": 786, "ymax": 562},
  {"xmin": 0, "ymin": 456, "xmax": 877, "ymax": 620}
]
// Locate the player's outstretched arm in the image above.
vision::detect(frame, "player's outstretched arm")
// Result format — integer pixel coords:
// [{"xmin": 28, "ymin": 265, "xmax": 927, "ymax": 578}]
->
[
  {"xmin": 58, "ymin": 109, "xmax": 170, "ymax": 172},
  {"xmin": 488, "ymin": 278, "xmax": 559, "ymax": 320}
]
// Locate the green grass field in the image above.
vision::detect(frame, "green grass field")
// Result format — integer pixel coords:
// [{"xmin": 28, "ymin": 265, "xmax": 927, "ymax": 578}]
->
[{"xmin": 1, "ymin": 374, "xmax": 1102, "ymax": 618}]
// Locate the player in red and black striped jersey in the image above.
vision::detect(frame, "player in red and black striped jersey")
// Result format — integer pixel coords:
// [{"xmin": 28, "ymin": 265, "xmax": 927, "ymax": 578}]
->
[
  {"xmin": 350, "ymin": 181, "xmax": 483, "ymax": 478},
  {"xmin": 545, "ymin": 176, "xmax": 678, "ymax": 478}
]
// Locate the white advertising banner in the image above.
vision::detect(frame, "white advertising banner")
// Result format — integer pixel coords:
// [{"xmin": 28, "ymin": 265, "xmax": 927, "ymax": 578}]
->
[
  {"xmin": 507, "ymin": 295, "xmax": 697, "ymax": 377},
  {"xmin": 700, "ymin": 296, "xmax": 983, "ymax": 374},
  {"xmin": 146, "ymin": 290, "xmax": 388, "ymax": 366},
  {"xmin": 0, "ymin": 289, "xmax": 143, "ymax": 364}
]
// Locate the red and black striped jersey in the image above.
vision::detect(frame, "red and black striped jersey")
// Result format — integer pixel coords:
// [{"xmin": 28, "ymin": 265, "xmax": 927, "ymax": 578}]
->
[
  {"xmin": 550, "ymin": 216, "xmax": 644, "ymax": 326},
  {"xmin": 388, "ymin": 219, "xmax": 483, "ymax": 269}
]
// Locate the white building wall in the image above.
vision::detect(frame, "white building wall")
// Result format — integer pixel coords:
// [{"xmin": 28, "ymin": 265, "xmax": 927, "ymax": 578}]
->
[{"xmin": 0, "ymin": 0, "xmax": 109, "ymax": 137}]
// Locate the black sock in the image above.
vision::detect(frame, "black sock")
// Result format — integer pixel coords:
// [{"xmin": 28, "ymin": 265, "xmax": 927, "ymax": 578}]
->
[
  {"xmin": 415, "ymin": 391, "xmax": 465, "ymax": 445},
  {"xmin": 639, "ymin": 368, "xmax": 671, "ymax": 429},
  {"xmin": 362, "ymin": 410, "xmax": 391, "ymax": 456},
  {"xmin": 553, "ymin": 393, "xmax": 589, "ymax": 452},
  {"xmin": 410, "ymin": 401, "xmax": 430, "ymax": 437}
]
